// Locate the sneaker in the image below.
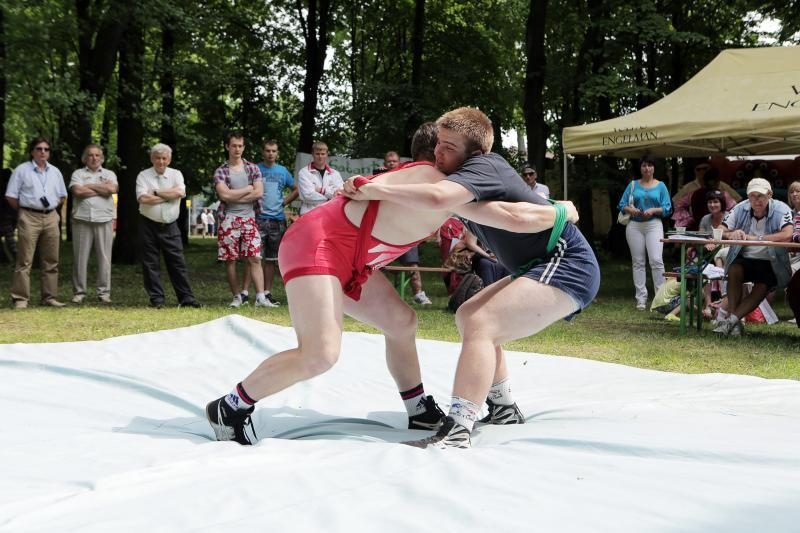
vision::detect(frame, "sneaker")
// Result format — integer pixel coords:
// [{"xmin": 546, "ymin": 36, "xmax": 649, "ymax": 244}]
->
[
  {"xmin": 730, "ymin": 320, "xmax": 744, "ymax": 337},
  {"xmin": 413, "ymin": 291, "xmax": 432, "ymax": 305},
  {"xmin": 255, "ymin": 294, "xmax": 279, "ymax": 308},
  {"xmin": 713, "ymin": 318, "xmax": 735, "ymax": 336},
  {"xmin": 229, "ymin": 294, "xmax": 242, "ymax": 308},
  {"xmin": 402, "ymin": 416, "xmax": 471, "ymax": 449},
  {"xmin": 408, "ymin": 395, "xmax": 446, "ymax": 430},
  {"xmin": 97, "ymin": 294, "xmax": 112, "ymax": 304},
  {"xmin": 205, "ymin": 396, "xmax": 257, "ymax": 445},
  {"xmin": 239, "ymin": 292, "xmax": 249, "ymax": 304},
  {"xmin": 636, "ymin": 303, "xmax": 646, "ymax": 311},
  {"xmin": 265, "ymin": 292, "xmax": 281, "ymax": 306},
  {"xmin": 42, "ymin": 298, "xmax": 66, "ymax": 308},
  {"xmin": 478, "ymin": 399, "xmax": 525, "ymax": 425},
  {"xmin": 71, "ymin": 294, "xmax": 85, "ymax": 304},
  {"xmin": 13, "ymin": 300, "xmax": 28, "ymax": 309},
  {"xmin": 179, "ymin": 300, "xmax": 202, "ymax": 308}
]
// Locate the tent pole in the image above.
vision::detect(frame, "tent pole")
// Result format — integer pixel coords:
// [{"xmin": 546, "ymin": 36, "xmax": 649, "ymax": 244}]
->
[{"xmin": 562, "ymin": 132, "xmax": 568, "ymax": 200}]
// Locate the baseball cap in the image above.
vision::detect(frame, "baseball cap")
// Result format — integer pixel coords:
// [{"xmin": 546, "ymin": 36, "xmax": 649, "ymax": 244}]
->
[{"xmin": 746, "ymin": 177, "xmax": 772, "ymax": 195}]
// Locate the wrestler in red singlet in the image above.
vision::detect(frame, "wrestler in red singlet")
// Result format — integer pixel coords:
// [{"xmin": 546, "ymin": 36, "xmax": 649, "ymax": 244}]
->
[{"xmin": 279, "ymin": 162, "xmax": 433, "ymax": 300}]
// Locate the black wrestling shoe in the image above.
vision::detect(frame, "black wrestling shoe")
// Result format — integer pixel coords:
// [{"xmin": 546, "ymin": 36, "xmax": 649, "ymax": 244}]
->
[
  {"xmin": 206, "ymin": 396, "xmax": 257, "ymax": 445},
  {"xmin": 403, "ymin": 416, "xmax": 471, "ymax": 449},
  {"xmin": 478, "ymin": 399, "xmax": 526, "ymax": 425},
  {"xmin": 407, "ymin": 395, "xmax": 446, "ymax": 430}
]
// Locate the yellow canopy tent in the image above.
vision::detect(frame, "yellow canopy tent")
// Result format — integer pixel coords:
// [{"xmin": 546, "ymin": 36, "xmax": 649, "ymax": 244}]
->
[{"xmin": 561, "ymin": 46, "xmax": 800, "ymax": 197}]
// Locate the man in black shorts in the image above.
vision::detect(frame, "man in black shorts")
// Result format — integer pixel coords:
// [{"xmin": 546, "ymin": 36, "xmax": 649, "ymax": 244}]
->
[{"xmin": 714, "ymin": 178, "xmax": 792, "ymax": 336}]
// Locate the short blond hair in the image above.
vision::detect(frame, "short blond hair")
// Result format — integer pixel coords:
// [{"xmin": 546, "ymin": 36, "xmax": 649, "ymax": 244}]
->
[
  {"xmin": 436, "ymin": 107, "xmax": 494, "ymax": 154},
  {"xmin": 311, "ymin": 141, "xmax": 328, "ymax": 152}
]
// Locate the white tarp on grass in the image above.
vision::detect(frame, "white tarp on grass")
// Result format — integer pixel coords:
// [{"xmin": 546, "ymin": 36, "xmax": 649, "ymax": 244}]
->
[{"xmin": 1, "ymin": 315, "xmax": 799, "ymax": 532}]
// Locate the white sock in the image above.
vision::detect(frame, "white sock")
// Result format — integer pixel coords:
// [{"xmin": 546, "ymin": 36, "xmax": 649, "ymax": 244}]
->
[
  {"xmin": 728, "ymin": 314, "xmax": 739, "ymax": 324},
  {"xmin": 487, "ymin": 378, "xmax": 514, "ymax": 406},
  {"xmin": 224, "ymin": 383, "xmax": 255, "ymax": 411},
  {"xmin": 448, "ymin": 396, "xmax": 480, "ymax": 432},
  {"xmin": 240, "ymin": 289, "xmax": 249, "ymax": 297},
  {"xmin": 255, "ymin": 292, "xmax": 266, "ymax": 302},
  {"xmin": 400, "ymin": 384, "xmax": 427, "ymax": 416}
]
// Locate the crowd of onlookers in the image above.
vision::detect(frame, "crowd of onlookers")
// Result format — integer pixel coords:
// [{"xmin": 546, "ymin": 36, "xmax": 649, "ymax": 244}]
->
[
  {"xmin": 617, "ymin": 155, "xmax": 800, "ymax": 336},
  {"xmin": 3, "ymin": 134, "xmax": 540, "ymax": 311}
]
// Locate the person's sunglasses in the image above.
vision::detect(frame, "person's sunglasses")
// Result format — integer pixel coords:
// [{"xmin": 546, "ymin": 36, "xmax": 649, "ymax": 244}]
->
[
  {"xmin": 34, "ymin": 146, "xmax": 50, "ymax": 152},
  {"xmin": 523, "ymin": 171, "xmax": 535, "ymax": 176}
]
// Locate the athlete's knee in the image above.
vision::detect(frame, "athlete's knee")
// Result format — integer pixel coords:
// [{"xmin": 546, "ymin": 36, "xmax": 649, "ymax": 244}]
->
[
  {"xmin": 385, "ymin": 304, "xmax": 417, "ymax": 337},
  {"xmin": 455, "ymin": 303, "xmax": 489, "ymax": 337},
  {"xmin": 299, "ymin": 345, "xmax": 341, "ymax": 378}
]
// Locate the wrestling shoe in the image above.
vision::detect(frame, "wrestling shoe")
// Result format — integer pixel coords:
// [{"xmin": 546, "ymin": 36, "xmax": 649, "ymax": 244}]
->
[
  {"xmin": 403, "ymin": 416, "xmax": 471, "ymax": 449},
  {"xmin": 408, "ymin": 395, "xmax": 446, "ymax": 430},
  {"xmin": 206, "ymin": 396, "xmax": 257, "ymax": 445},
  {"xmin": 478, "ymin": 398, "xmax": 526, "ymax": 425}
]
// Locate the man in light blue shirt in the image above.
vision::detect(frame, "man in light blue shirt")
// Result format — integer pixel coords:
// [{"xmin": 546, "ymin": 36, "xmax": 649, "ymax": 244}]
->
[
  {"xmin": 5, "ymin": 137, "xmax": 68, "ymax": 309},
  {"xmin": 251, "ymin": 140, "xmax": 297, "ymax": 306}
]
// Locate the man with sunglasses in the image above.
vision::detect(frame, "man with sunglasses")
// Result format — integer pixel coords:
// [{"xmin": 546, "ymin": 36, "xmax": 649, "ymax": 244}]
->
[
  {"xmin": 5, "ymin": 137, "xmax": 68, "ymax": 309},
  {"xmin": 521, "ymin": 165, "xmax": 549, "ymax": 199}
]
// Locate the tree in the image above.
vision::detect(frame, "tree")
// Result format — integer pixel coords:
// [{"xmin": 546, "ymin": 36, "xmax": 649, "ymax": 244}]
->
[
  {"xmin": 112, "ymin": 9, "xmax": 146, "ymax": 265},
  {"xmin": 524, "ymin": 0, "xmax": 548, "ymax": 177},
  {"xmin": 297, "ymin": 0, "xmax": 336, "ymax": 153}
]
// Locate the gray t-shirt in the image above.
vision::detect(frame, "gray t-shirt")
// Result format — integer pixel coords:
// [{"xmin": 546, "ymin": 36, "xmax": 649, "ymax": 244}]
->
[
  {"xmin": 225, "ymin": 168, "xmax": 255, "ymax": 218},
  {"xmin": 446, "ymin": 153, "xmax": 553, "ymax": 272}
]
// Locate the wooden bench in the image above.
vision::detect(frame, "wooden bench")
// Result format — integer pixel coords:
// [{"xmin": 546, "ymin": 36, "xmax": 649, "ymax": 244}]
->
[{"xmin": 382, "ymin": 265, "xmax": 452, "ymax": 300}]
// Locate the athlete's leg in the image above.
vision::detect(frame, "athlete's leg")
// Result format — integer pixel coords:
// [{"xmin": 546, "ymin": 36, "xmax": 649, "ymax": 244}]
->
[
  {"xmin": 342, "ymin": 271, "xmax": 420, "ymax": 391},
  {"xmin": 453, "ymin": 276, "xmax": 576, "ymax": 406},
  {"xmin": 240, "ymin": 275, "xmax": 344, "ymax": 400}
]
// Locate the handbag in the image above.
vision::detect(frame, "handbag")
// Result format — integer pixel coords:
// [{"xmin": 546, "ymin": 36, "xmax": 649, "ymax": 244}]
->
[{"xmin": 617, "ymin": 180, "xmax": 636, "ymax": 226}]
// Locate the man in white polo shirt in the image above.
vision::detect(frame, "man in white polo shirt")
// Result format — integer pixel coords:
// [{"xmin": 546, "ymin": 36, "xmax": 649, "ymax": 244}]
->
[
  {"xmin": 136, "ymin": 143, "xmax": 201, "ymax": 309},
  {"xmin": 69, "ymin": 144, "xmax": 118, "ymax": 304}
]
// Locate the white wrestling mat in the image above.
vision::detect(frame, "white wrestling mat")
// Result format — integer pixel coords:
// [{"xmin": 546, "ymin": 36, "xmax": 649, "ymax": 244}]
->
[{"xmin": 1, "ymin": 316, "xmax": 798, "ymax": 532}]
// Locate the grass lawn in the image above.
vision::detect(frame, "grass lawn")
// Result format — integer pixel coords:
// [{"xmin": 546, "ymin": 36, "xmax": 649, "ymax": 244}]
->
[{"xmin": 1, "ymin": 236, "xmax": 798, "ymax": 380}]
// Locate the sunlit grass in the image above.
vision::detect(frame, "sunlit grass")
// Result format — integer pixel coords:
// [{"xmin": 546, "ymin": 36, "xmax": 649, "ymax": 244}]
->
[{"xmin": 1, "ymin": 237, "xmax": 798, "ymax": 380}]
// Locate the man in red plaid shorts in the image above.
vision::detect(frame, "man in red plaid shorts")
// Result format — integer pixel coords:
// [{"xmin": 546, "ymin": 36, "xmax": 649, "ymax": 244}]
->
[{"xmin": 214, "ymin": 132, "xmax": 271, "ymax": 308}]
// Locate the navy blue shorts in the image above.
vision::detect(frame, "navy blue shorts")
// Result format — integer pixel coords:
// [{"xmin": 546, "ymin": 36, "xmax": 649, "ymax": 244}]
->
[{"xmin": 519, "ymin": 223, "xmax": 600, "ymax": 316}]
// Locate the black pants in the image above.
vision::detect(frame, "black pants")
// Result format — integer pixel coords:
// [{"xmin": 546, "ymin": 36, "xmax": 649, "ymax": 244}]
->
[{"xmin": 139, "ymin": 216, "xmax": 196, "ymax": 305}]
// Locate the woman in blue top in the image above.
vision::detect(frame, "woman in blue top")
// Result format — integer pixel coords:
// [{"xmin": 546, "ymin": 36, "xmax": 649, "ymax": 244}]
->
[{"xmin": 617, "ymin": 156, "xmax": 672, "ymax": 310}]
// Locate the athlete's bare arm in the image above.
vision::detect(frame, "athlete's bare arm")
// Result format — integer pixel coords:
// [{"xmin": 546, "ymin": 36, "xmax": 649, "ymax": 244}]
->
[
  {"xmin": 452, "ymin": 200, "xmax": 579, "ymax": 234},
  {"xmin": 344, "ymin": 179, "xmax": 474, "ymax": 210}
]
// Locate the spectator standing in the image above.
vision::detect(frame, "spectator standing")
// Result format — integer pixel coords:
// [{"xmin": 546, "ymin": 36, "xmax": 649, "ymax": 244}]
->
[
  {"xmin": 715, "ymin": 178, "xmax": 793, "ymax": 336},
  {"xmin": 69, "ymin": 144, "xmax": 118, "ymax": 304},
  {"xmin": 246, "ymin": 139, "xmax": 297, "ymax": 307},
  {"xmin": 5, "ymin": 137, "xmax": 68, "ymax": 309},
  {"xmin": 136, "ymin": 143, "xmax": 201, "ymax": 309},
  {"xmin": 0, "ymin": 169, "xmax": 17, "ymax": 263},
  {"xmin": 376, "ymin": 150, "xmax": 432, "ymax": 305},
  {"xmin": 672, "ymin": 160, "xmax": 741, "ymax": 205},
  {"xmin": 200, "ymin": 209, "xmax": 210, "ymax": 238},
  {"xmin": 672, "ymin": 167, "xmax": 736, "ymax": 230},
  {"xmin": 213, "ymin": 132, "xmax": 270, "ymax": 308},
  {"xmin": 617, "ymin": 155, "xmax": 672, "ymax": 310},
  {"xmin": 296, "ymin": 141, "xmax": 343, "ymax": 215},
  {"xmin": 522, "ymin": 165, "xmax": 549, "ymax": 199}
]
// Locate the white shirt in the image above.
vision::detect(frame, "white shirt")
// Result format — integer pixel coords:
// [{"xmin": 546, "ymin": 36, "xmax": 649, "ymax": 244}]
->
[
  {"xmin": 533, "ymin": 182, "xmax": 550, "ymax": 199},
  {"xmin": 296, "ymin": 164, "xmax": 343, "ymax": 215},
  {"xmin": 70, "ymin": 167, "xmax": 117, "ymax": 223},
  {"xmin": 136, "ymin": 167, "xmax": 186, "ymax": 224}
]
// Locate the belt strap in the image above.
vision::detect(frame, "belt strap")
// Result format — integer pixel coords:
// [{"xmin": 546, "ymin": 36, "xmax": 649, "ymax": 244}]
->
[{"xmin": 512, "ymin": 201, "xmax": 568, "ymax": 279}]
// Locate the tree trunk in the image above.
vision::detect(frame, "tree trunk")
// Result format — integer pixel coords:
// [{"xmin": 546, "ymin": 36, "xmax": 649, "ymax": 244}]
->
[
  {"xmin": 112, "ymin": 14, "xmax": 146, "ymax": 265},
  {"xmin": 296, "ymin": 0, "xmax": 333, "ymax": 153},
  {"xmin": 523, "ymin": 0, "xmax": 548, "ymax": 177},
  {"xmin": 58, "ymin": 0, "xmax": 131, "ymax": 169},
  {"xmin": 0, "ymin": 6, "xmax": 5, "ymax": 165},
  {"xmin": 404, "ymin": 0, "xmax": 425, "ymax": 154}
]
